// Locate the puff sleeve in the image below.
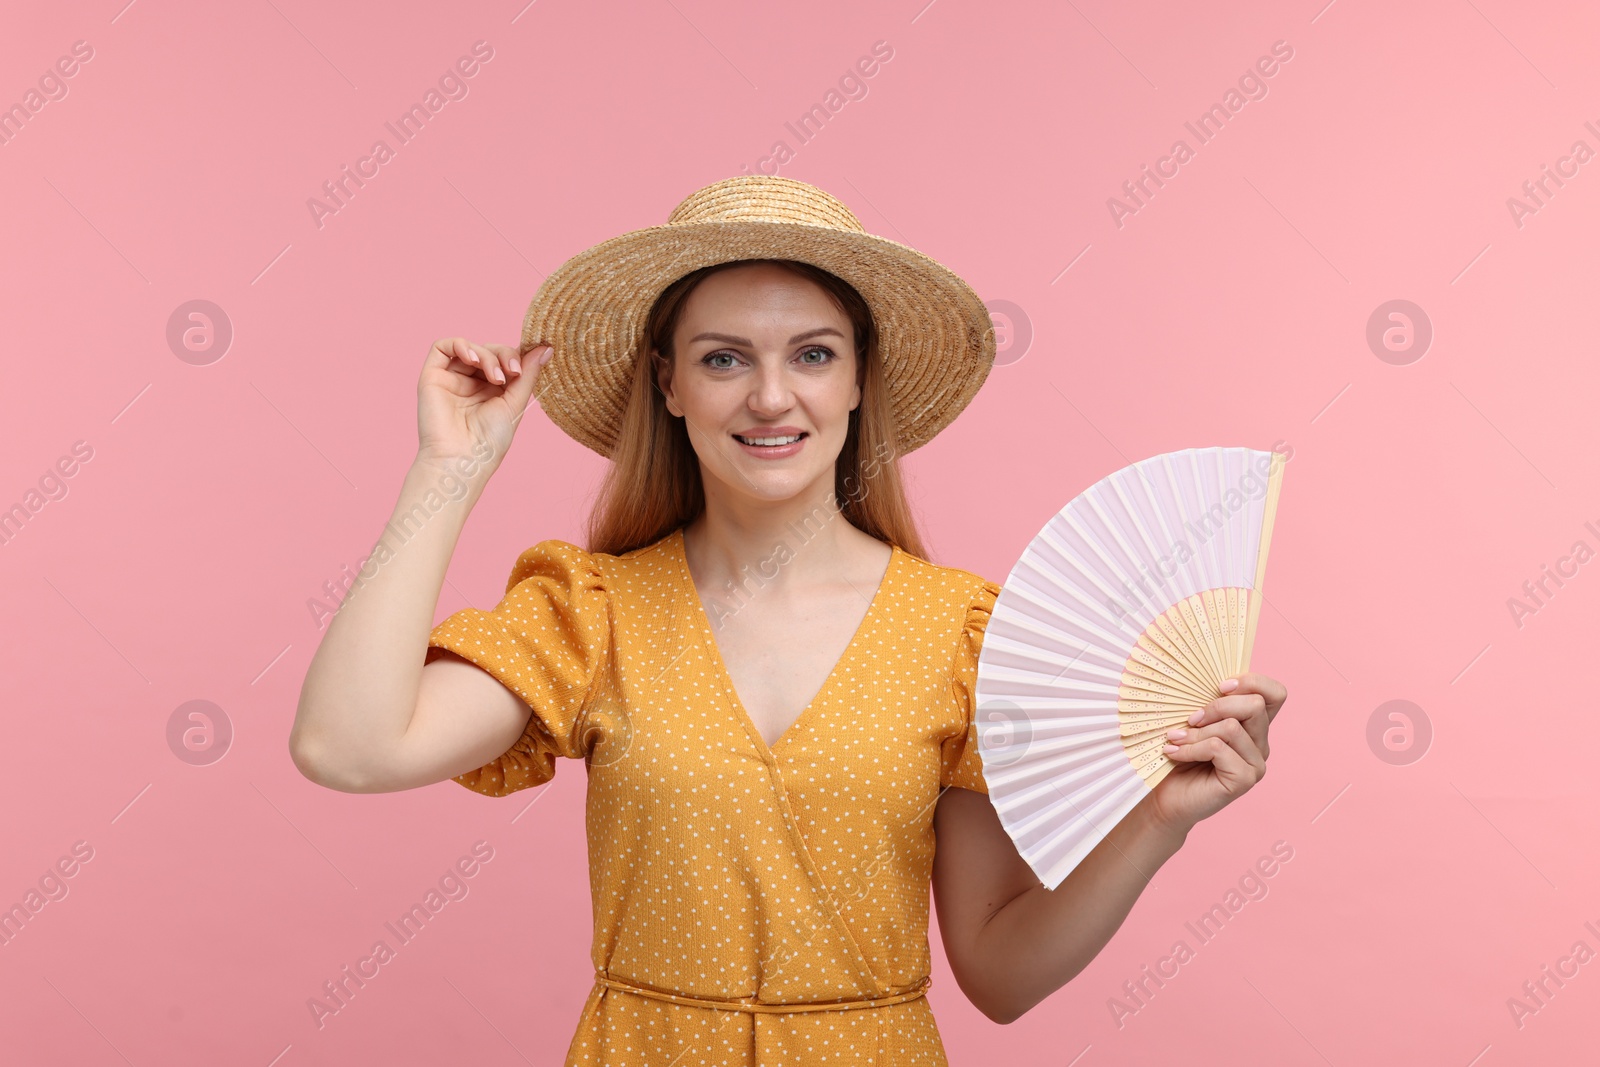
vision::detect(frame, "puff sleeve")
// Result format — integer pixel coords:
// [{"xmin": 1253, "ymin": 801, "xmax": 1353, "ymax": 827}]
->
[
  {"xmin": 941, "ymin": 578, "xmax": 1001, "ymax": 794},
  {"xmin": 424, "ymin": 539, "xmax": 611, "ymax": 797}
]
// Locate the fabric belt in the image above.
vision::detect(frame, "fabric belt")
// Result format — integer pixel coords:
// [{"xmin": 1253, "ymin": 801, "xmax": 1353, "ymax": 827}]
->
[{"xmin": 594, "ymin": 970, "xmax": 932, "ymax": 1014}]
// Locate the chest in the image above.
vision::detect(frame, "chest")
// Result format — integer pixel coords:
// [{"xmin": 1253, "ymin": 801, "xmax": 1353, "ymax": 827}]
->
[{"xmin": 702, "ymin": 586, "xmax": 878, "ymax": 750}]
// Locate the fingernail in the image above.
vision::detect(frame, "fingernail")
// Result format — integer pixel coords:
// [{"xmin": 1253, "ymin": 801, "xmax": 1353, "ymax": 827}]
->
[
  {"xmin": 490, "ymin": 365, "xmax": 505, "ymax": 384},
  {"xmin": 1187, "ymin": 709, "xmax": 1205, "ymax": 726},
  {"xmin": 1162, "ymin": 744, "xmax": 1180, "ymax": 754},
  {"xmin": 509, "ymin": 356, "xmax": 522, "ymax": 374},
  {"xmin": 538, "ymin": 347, "xmax": 554, "ymax": 365},
  {"xmin": 1166, "ymin": 728, "xmax": 1187, "ymax": 740},
  {"xmin": 1220, "ymin": 678, "xmax": 1240, "ymax": 693}
]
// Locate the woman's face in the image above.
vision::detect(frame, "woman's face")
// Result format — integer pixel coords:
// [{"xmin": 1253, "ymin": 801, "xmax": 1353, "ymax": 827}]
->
[{"xmin": 656, "ymin": 262, "xmax": 861, "ymax": 508}]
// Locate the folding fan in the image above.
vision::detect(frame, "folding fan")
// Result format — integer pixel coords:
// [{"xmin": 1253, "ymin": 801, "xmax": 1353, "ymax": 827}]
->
[{"xmin": 973, "ymin": 446, "xmax": 1286, "ymax": 891}]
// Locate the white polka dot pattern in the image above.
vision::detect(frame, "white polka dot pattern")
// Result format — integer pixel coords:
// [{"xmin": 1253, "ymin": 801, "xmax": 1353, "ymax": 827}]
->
[{"xmin": 426, "ymin": 526, "xmax": 1000, "ymax": 1065}]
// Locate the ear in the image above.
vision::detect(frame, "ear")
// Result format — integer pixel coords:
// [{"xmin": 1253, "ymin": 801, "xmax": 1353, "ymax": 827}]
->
[{"xmin": 653, "ymin": 347, "xmax": 680, "ymax": 417}]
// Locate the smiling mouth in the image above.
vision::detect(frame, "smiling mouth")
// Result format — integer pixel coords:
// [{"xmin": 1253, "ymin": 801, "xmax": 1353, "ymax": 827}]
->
[{"xmin": 733, "ymin": 432, "xmax": 808, "ymax": 446}]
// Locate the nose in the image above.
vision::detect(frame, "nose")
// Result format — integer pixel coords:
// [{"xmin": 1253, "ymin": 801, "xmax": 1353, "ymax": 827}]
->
[{"xmin": 747, "ymin": 358, "xmax": 796, "ymax": 414}]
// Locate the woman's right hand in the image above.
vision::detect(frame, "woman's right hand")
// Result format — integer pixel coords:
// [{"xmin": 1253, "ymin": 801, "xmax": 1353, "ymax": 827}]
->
[{"xmin": 415, "ymin": 337, "xmax": 552, "ymax": 471}]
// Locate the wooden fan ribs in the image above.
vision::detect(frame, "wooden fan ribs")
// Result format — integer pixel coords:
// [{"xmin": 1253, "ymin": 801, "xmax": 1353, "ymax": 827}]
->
[
  {"xmin": 1150, "ymin": 608, "xmax": 1214, "ymax": 695},
  {"xmin": 1118, "ymin": 591, "xmax": 1235, "ymax": 786},
  {"xmin": 1112, "ymin": 450, "xmax": 1288, "ymax": 789}
]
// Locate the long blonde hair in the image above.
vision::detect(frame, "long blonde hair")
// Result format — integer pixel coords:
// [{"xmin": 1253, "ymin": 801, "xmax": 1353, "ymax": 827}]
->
[{"xmin": 581, "ymin": 258, "xmax": 931, "ymax": 561}]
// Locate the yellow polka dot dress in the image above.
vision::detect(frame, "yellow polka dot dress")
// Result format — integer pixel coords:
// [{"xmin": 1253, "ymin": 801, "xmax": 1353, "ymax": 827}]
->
[{"xmin": 425, "ymin": 526, "xmax": 1000, "ymax": 1065}]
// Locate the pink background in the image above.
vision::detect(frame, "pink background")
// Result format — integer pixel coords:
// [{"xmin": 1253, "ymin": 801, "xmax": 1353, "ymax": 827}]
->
[{"xmin": 3, "ymin": 0, "xmax": 1597, "ymax": 1063}]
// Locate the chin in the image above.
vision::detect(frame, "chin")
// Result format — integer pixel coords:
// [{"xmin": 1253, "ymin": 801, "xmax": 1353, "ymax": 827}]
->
[
  {"xmin": 714, "ymin": 463, "xmax": 831, "ymax": 500},
  {"xmin": 741, "ymin": 473, "xmax": 824, "ymax": 498}
]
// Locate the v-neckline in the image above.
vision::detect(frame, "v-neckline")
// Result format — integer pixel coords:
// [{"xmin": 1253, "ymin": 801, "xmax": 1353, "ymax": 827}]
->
[{"xmin": 669, "ymin": 527, "xmax": 900, "ymax": 760}]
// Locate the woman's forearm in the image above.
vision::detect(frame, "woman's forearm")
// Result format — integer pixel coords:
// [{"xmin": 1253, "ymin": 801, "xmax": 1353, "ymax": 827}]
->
[
  {"xmin": 289, "ymin": 453, "xmax": 490, "ymax": 788},
  {"xmin": 973, "ymin": 796, "xmax": 1190, "ymax": 1024}
]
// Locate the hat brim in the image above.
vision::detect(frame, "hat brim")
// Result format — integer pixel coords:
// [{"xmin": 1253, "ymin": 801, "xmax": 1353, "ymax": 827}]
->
[{"xmin": 521, "ymin": 219, "xmax": 996, "ymax": 458}]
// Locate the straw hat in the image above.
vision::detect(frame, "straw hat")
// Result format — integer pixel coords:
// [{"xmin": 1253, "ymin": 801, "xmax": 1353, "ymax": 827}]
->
[{"xmin": 521, "ymin": 175, "xmax": 996, "ymax": 458}]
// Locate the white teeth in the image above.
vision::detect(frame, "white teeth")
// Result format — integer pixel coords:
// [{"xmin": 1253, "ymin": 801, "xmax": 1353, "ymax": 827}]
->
[{"xmin": 737, "ymin": 434, "xmax": 802, "ymax": 446}]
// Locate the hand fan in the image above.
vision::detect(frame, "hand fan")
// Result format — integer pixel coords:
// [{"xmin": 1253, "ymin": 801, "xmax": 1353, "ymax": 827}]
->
[{"xmin": 973, "ymin": 446, "xmax": 1286, "ymax": 890}]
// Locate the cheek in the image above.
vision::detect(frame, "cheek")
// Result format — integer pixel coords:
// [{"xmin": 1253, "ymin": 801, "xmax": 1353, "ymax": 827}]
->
[
  {"xmin": 813, "ymin": 376, "xmax": 860, "ymax": 419},
  {"xmin": 678, "ymin": 377, "xmax": 736, "ymax": 416}
]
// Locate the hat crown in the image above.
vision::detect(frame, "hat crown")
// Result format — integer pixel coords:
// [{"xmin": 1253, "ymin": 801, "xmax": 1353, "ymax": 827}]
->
[{"xmin": 666, "ymin": 175, "xmax": 867, "ymax": 234}]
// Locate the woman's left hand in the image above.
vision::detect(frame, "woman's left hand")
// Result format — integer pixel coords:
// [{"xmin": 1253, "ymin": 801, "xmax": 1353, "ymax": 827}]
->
[{"xmin": 1148, "ymin": 672, "xmax": 1288, "ymax": 836}]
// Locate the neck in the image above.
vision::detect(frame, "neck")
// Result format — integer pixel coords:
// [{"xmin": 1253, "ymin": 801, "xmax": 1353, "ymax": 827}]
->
[{"xmin": 683, "ymin": 481, "xmax": 863, "ymax": 589}]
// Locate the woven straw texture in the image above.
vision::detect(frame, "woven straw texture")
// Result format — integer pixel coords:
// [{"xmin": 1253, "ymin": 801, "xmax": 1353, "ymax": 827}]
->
[{"xmin": 521, "ymin": 176, "xmax": 996, "ymax": 458}]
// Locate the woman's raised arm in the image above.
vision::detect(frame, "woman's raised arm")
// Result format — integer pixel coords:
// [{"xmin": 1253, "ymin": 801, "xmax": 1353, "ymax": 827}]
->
[{"xmin": 288, "ymin": 338, "xmax": 550, "ymax": 793}]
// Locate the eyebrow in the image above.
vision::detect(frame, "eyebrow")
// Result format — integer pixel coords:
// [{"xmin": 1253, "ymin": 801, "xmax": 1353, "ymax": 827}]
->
[{"xmin": 687, "ymin": 326, "xmax": 846, "ymax": 346}]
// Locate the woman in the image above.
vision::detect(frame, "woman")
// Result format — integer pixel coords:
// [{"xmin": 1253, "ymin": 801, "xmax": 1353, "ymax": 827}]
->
[{"xmin": 290, "ymin": 176, "xmax": 1287, "ymax": 1065}]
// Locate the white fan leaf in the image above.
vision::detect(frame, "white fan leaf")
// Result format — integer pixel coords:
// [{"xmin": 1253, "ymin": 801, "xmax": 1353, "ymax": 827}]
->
[{"xmin": 975, "ymin": 446, "xmax": 1286, "ymax": 890}]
